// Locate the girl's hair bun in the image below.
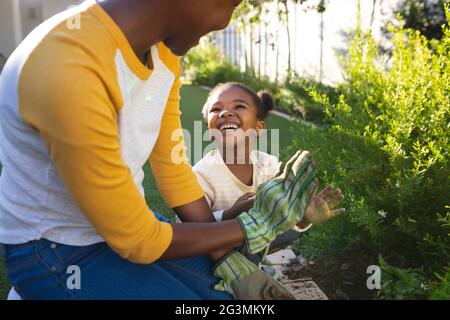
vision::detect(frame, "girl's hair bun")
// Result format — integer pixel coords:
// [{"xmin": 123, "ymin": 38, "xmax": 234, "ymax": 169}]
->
[
  {"xmin": 203, "ymin": 82, "xmax": 276, "ymax": 120},
  {"xmin": 257, "ymin": 90, "xmax": 275, "ymax": 119}
]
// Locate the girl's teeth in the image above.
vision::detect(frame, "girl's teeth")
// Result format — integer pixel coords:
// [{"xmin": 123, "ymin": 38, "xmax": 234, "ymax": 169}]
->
[{"xmin": 221, "ymin": 124, "xmax": 238, "ymax": 130}]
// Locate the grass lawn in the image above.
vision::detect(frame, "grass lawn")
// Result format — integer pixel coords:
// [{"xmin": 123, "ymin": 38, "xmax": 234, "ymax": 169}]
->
[{"xmin": 0, "ymin": 85, "xmax": 292, "ymax": 300}]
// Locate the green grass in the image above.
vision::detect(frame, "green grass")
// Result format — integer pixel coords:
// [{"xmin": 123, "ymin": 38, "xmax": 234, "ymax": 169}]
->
[{"xmin": 0, "ymin": 85, "xmax": 292, "ymax": 299}]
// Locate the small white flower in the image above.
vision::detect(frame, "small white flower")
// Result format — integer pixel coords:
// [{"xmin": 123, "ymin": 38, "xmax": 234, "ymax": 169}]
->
[{"xmin": 377, "ymin": 210, "xmax": 388, "ymax": 218}]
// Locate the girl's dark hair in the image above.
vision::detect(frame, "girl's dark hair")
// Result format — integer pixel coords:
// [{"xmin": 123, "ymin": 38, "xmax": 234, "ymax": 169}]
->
[{"xmin": 202, "ymin": 82, "xmax": 275, "ymax": 120}]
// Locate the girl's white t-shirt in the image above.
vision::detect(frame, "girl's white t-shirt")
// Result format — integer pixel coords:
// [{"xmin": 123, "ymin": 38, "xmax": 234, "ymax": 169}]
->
[{"xmin": 192, "ymin": 149, "xmax": 280, "ymax": 212}]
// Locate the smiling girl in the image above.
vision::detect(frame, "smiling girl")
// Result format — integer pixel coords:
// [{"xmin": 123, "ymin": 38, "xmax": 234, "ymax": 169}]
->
[
  {"xmin": 192, "ymin": 82, "xmax": 345, "ymax": 246},
  {"xmin": 193, "ymin": 82, "xmax": 281, "ymax": 222}
]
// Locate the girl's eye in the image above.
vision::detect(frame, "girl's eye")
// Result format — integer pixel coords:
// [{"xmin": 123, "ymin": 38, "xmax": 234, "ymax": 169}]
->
[
  {"xmin": 236, "ymin": 105, "xmax": 247, "ymax": 109},
  {"xmin": 209, "ymin": 108, "xmax": 220, "ymax": 113}
]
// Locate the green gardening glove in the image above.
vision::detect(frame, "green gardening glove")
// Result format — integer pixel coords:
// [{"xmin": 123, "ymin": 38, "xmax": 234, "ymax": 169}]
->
[
  {"xmin": 213, "ymin": 250, "xmax": 295, "ymax": 300},
  {"xmin": 238, "ymin": 150, "xmax": 318, "ymax": 255}
]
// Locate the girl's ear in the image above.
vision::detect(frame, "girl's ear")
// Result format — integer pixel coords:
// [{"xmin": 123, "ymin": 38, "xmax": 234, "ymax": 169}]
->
[{"xmin": 256, "ymin": 120, "xmax": 265, "ymax": 136}]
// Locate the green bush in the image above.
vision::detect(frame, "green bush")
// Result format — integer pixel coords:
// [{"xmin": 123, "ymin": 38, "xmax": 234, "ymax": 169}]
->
[
  {"xmin": 183, "ymin": 44, "xmax": 273, "ymax": 89},
  {"xmin": 289, "ymin": 6, "xmax": 449, "ymax": 299},
  {"xmin": 182, "ymin": 44, "xmax": 224, "ymax": 84},
  {"xmin": 429, "ymin": 266, "xmax": 450, "ymax": 300},
  {"xmin": 284, "ymin": 74, "xmax": 340, "ymax": 123},
  {"xmin": 182, "ymin": 44, "xmax": 329, "ymax": 122},
  {"xmin": 377, "ymin": 255, "xmax": 428, "ymax": 299}
]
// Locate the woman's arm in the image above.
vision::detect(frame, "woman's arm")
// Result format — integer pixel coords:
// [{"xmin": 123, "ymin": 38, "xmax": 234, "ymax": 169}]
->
[
  {"xmin": 174, "ymin": 197, "xmax": 215, "ymax": 222},
  {"xmin": 173, "ymin": 198, "xmax": 237, "ymax": 261},
  {"xmin": 162, "ymin": 219, "xmax": 244, "ymax": 260}
]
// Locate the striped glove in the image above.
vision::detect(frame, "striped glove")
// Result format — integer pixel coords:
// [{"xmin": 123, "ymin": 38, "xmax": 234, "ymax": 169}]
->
[
  {"xmin": 238, "ymin": 150, "xmax": 318, "ymax": 255},
  {"xmin": 213, "ymin": 250, "xmax": 295, "ymax": 300}
]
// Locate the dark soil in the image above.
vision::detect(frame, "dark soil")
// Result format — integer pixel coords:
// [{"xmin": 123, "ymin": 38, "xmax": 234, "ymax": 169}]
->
[{"xmin": 285, "ymin": 248, "xmax": 380, "ymax": 300}]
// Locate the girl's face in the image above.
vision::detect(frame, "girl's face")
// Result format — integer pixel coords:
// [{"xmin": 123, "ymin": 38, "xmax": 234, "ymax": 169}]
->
[{"xmin": 206, "ymin": 85, "xmax": 265, "ymax": 150}]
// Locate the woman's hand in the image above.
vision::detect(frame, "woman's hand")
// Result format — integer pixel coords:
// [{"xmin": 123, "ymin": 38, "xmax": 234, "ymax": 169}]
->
[{"xmin": 300, "ymin": 184, "xmax": 346, "ymax": 226}]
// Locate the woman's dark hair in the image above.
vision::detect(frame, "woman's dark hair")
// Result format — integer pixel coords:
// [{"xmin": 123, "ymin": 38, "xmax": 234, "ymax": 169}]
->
[{"xmin": 202, "ymin": 82, "xmax": 275, "ymax": 120}]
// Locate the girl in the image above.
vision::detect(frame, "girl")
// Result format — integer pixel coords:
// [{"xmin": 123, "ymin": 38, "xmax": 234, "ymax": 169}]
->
[{"xmin": 192, "ymin": 82, "xmax": 345, "ymax": 248}]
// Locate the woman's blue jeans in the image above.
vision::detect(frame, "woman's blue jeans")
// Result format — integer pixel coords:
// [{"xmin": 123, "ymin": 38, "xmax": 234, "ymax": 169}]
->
[{"xmin": 1, "ymin": 212, "xmax": 233, "ymax": 300}]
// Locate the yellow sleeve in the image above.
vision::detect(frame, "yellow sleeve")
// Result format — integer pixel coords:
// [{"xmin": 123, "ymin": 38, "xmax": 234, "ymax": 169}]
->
[
  {"xmin": 19, "ymin": 35, "xmax": 172, "ymax": 264},
  {"xmin": 149, "ymin": 62, "xmax": 205, "ymax": 208}
]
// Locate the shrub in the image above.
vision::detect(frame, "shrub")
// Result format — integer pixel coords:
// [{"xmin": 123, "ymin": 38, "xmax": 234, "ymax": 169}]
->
[
  {"xmin": 429, "ymin": 266, "xmax": 450, "ymax": 300},
  {"xmin": 285, "ymin": 74, "xmax": 340, "ymax": 123},
  {"xmin": 377, "ymin": 255, "xmax": 428, "ymax": 299},
  {"xmin": 182, "ymin": 44, "xmax": 329, "ymax": 122},
  {"xmin": 183, "ymin": 45, "xmax": 272, "ymax": 89},
  {"xmin": 290, "ymin": 5, "xmax": 449, "ymax": 299}
]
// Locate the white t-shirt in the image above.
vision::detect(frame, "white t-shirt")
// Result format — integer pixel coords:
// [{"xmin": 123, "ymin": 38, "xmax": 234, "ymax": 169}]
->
[{"xmin": 193, "ymin": 149, "xmax": 280, "ymax": 212}]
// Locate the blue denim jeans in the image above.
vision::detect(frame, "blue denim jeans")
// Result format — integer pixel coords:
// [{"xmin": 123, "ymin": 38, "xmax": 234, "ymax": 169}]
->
[{"xmin": 1, "ymin": 212, "xmax": 233, "ymax": 300}]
